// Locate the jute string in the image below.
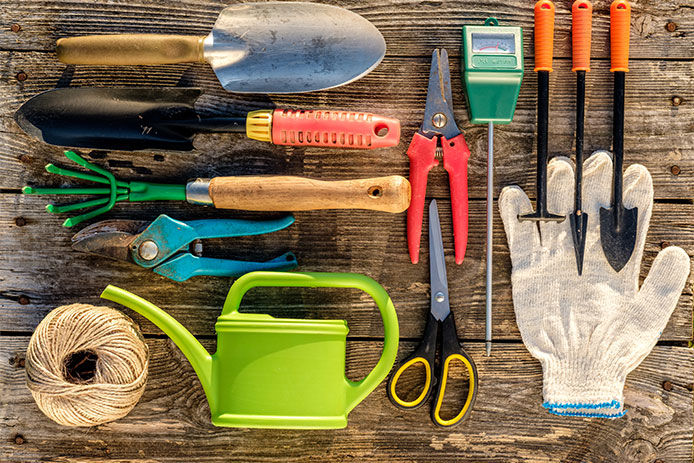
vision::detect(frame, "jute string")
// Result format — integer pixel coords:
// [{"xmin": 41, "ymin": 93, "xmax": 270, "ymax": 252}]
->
[{"xmin": 25, "ymin": 304, "xmax": 149, "ymax": 427}]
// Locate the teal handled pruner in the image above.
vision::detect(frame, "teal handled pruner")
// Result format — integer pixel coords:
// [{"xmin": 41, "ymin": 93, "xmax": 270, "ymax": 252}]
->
[
  {"xmin": 23, "ymin": 151, "xmax": 411, "ymax": 227},
  {"xmin": 71, "ymin": 214, "xmax": 298, "ymax": 282}
]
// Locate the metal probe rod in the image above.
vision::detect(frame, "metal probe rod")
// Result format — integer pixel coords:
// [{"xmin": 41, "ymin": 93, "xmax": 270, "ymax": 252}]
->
[{"xmin": 486, "ymin": 121, "xmax": 493, "ymax": 357}]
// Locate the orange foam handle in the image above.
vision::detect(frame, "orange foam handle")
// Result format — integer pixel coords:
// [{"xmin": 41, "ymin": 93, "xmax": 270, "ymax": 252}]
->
[
  {"xmin": 534, "ymin": 0, "xmax": 555, "ymax": 72},
  {"xmin": 610, "ymin": 0, "xmax": 630, "ymax": 72},
  {"xmin": 270, "ymin": 109, "xmax": 401, "ymax": 149},
  {"xmin": 572, "ymin": 1, "xmax": 592, "ymax": 71}
]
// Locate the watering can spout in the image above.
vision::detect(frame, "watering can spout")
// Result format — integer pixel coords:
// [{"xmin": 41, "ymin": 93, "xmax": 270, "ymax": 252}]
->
[{"xmin": 100, "ymin": 285, "xmax": 213, "ymax": 397}]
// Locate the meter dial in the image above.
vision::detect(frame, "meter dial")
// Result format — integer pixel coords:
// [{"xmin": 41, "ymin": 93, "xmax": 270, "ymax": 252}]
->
[{"xmin": 471, "ymin": 33, "xmax": 516, "ymax": 54}]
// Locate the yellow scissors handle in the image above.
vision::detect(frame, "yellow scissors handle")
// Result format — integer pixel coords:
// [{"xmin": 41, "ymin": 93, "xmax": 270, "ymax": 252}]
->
[
  {"xmin": 387, "ymin": 313, "xmax": 438, "ymax": 409},
  {"xmin": 430, "ymin": 313, "xmax": 478, "ymax": 427}
]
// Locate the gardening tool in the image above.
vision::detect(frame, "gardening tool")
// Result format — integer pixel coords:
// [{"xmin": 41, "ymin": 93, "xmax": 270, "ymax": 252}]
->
[
  {"xmin": 407, "ymin": 48, "xmax": 470, "ymax": 265},
  {"xmin": 100, "ymin": 271, "xmax": 400, "ymax": 428},
  {"xmin": 15, "ymin": 87, "xmax": 401, "ymax": 152},
  {"xmin": 601, "ymin": 0, "xmax": 636, "ymax": 272},
  {"xmin": 387, "ymin": 200, "xmax": 477, "ymax": 427},
  {"xmin": 55, "ymin": 2, "xmax": 386, "ymax": 94},
  {"xmin": 22, "ymin": 151, "xmax": 411, "ymax": 227},
  {"xmin": 570, "ymin": 1, "xmax": 592, "ymax": 275},
  {"xmin": 71, "ymin": 214, "xmax": 298, "ymax": 281},
  {"xmin": 461, "ymin": 17, "xmax": 524, "ymax": 356},
  {"xmin": 519, "ymin": 1, "xmax": 565, "ymax": 228}
]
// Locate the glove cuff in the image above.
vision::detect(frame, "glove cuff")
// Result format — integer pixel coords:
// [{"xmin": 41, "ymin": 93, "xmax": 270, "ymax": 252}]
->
[{"xmin": 541, "ymin": 359, "xmax": 627, "ymax": 418}]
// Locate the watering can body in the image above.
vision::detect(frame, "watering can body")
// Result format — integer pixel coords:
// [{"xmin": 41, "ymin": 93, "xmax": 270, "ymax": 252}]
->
[{"xmin": 101, "ymin": 272, "xmax": 399, "ymax": 429}]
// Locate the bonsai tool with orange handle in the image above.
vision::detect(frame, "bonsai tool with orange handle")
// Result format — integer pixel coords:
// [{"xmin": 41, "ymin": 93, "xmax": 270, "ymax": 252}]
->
[
  {"xmin": 519, "ymin": 0, "xmax": 565, "ymax": 229},
  {"xmin": 54, "ymin": 2, "xmax": 386, "ymax": 94},
  {"xmin": 23, "ymin": 151, "xmax": 411, "ymax": 227},
  {"xmin": 570, "ymin": 1, "xmax": 593, "ymax": 275},
  {"xmin": 600, "ymin": 0, "xmax": 637, "ymax": 272},
  {"xmin": 407, "ymin": 48, "xmax": 471, "ymax": 265},
  {"xmin": 15, "ymin": 87, "xmax": 400, "ymax": 152}
]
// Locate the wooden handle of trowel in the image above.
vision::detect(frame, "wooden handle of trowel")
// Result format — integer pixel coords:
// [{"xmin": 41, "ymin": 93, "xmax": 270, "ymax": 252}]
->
[
  {"xmin": 209, "ymin": 176, "xmax": 411, "ymax": 213},
  {"xmin": 56, "ymin": 35, "xmax": 206, "ymax": 65}
]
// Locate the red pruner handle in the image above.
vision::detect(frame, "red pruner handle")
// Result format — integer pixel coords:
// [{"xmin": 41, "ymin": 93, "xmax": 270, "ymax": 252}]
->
[
  {"xmin": 442, "ymin": 133, "xmax": 470, "ymax": 265},
  {"xmin": 271, "ymin": 109, "xmax": 401, "ymax": 149},
  {"xmin": 406, "ymin": 133, "xmax": 439, "ymax": 264}
]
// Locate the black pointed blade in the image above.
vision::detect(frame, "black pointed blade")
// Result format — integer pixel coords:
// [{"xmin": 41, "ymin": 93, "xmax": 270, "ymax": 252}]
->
[
  {"xmin": 71, "ymin": 219, "xmax": 149, "ymax": 262},
  {"xmin": 569, "ymin": 211, "xmax": 589, "ymax": 275},
  {"xmin": 599, "ymin": 206, "xmax": 638, "ymax": 272},
  {"xmin": 14, "ymin": 87, "xmax": 203, "ymax": 151}
]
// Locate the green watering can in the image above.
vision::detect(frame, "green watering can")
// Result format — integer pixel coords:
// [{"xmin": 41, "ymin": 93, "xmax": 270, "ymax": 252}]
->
[{"xmin": 101, "ymin": 272, "xmax": 399, "ymax": 429}]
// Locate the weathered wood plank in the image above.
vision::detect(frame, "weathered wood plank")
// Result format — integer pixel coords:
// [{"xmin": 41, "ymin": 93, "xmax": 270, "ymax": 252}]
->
[
  {"xmin": 1, "ymin": 336, "xmax": 692, "ymax": 462},
  {"xmin": 0, "ymin": 55, "xmax": 692, "ymax": 198},
  {"xmin": 1, "ymin": 194, "xmax": 691, "ymax": 340},
  {"xmin": 0, "ymin": 0, "xmax": 692, "ymax": 58}
]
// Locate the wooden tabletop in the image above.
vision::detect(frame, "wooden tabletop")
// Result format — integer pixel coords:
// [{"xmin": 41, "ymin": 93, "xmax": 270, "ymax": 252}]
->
[{"xmin": 1, "ymin": 0, "xmax": 692, "ymax": 461}]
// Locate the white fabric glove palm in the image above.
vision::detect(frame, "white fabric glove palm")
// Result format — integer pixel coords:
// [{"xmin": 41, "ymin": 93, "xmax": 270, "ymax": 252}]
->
[{"xmin": 499, "ymin": 151, "xmax": 690, "ymax": 418}]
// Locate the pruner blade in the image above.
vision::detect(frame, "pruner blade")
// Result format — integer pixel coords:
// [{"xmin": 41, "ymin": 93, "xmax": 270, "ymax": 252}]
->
[
  {"xmin": 421, "ymin": 48, "xmax": 460, "ymax": 140},
  {"xmin": 71, "ymin": 219, "xmax": 150, "ymax": 262}
]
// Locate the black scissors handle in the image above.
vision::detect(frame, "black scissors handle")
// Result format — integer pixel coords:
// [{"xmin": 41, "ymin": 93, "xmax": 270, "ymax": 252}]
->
[
  {"xmin": 387, "ymin": 313, "xmax": 438, "ymax": 409},
  {"xmin": 430, "ymin": 313, "xmax": 478, "ymax": 427}
]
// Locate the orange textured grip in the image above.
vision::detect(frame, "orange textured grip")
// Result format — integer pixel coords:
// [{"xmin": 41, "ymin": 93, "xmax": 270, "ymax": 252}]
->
[
  {"xmin": 572, "ymin": 1, "xmax": 593, "ymax": 71},
  {"xmin": 534, "ymin": 0, "xmax": 555, "ymax": 72},
  {"xmin": 610, "ymin": 0, "xmax": 630, "ymax": 72}
]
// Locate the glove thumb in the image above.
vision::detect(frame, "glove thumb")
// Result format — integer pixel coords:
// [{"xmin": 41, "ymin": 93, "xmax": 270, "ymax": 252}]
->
[{"xmin": 630, "ymin": 246, "xmax": 690, "ymax": 334}]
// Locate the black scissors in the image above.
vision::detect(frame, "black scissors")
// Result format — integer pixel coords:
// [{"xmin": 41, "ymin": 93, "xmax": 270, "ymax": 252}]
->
[{"xmin": 388, "ymin": 199, "xmax": 478, "ymax": 427}]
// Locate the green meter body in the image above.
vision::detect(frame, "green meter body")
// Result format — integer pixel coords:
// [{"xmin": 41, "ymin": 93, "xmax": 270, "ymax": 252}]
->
[{"xmin": 461, "ymin": 18, "xmax": 523, "ymax": 124}]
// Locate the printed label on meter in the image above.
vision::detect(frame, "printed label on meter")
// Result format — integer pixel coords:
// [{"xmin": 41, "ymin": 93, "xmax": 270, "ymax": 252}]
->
[{"xmin": 471, "ymin": 33, "xmax": 516, "ymax": 54}]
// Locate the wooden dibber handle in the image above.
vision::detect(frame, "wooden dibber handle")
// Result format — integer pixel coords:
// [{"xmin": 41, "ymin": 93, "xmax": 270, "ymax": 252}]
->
[
  {"xmin": 208, "ymin": 176, "xmax": 411, "ymax": 213},
  {"xmin": 56, "ymin": 35, "xmax": 206, "ymax": 65}
]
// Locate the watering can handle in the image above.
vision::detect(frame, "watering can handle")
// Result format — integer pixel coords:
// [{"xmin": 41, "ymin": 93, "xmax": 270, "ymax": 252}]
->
[{"xmin": 222, "ymin": 271, "xmax": 400, "ymax": 413}]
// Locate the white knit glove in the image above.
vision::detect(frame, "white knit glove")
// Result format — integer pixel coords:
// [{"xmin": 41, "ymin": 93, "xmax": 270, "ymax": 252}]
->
[{"xmin": 499, "ymin": 151, "xmax": 690, "ymax": 418}]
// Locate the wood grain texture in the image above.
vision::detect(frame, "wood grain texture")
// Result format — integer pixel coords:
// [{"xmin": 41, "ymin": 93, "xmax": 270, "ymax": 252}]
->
[
  {"xmin": 1, "ymin": 194, "xmax": 691, "ymax": 340},
  {"xmin": 0, "ymin": 0, "xmax": 692, "ymax": 461},
  {"xmin": 1, "ymin": 337, "xmax": 692, "ymax": 462}
]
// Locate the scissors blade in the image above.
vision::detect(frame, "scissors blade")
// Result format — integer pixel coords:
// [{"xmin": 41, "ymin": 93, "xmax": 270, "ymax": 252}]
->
[
  {"xmin": 421, "ymin": 49, "xmax": 460, "ymax": 140},
  {"xmin": 429, "ymin": 200, "xmax": 451, "ymax": 321}
]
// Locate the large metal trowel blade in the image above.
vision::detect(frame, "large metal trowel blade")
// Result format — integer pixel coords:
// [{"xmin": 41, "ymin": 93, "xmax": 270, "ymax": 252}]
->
[
  {"xmin": 599, "ymin": 205, "xmax": 638, "ymax": 272},
  {"xmin": 14, "ymin": 87, "xmax": 202, "ymax": 151},
  {"xmin": 204, "ymin": 2, "xmax": 386, "ymax": 93}
]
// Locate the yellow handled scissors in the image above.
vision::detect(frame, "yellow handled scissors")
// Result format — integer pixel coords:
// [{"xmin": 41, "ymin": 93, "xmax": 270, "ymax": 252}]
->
[{"xmin": 388, "ymin": 200, "xmax": 478, "ymax": 426}]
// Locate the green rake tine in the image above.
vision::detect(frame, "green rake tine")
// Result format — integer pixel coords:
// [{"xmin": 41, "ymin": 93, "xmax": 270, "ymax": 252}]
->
[
  {"xmin": 45, "ymin": 194, "xmax": 129, "ymax": 214},
  {"xmin": 44, "ymin": 164, "xmax": 129, "ymax": 189},
  {"xmin": 60, "ymin": 150, "xmax": 119, "ymax": 221},
  {"xmin": 54, "ymin": 194, "xmax": 129, "ymax": 228},
  {"xmin": 22, "ymin": 187, "xmax": 129, "ymax": 196}
]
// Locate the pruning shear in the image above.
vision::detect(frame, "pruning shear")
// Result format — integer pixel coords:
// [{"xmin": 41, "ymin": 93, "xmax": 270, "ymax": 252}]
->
[
  {"xmin": 388, "ymin": 200, "xmax": 478, "ymax": 427},
  {"xmin": 71, "ymin": 214, "xmax": 298, "ymax": 281},
  {"xmin": 407, "ymin": 48, "xmax": 470, "ymax": 265}
]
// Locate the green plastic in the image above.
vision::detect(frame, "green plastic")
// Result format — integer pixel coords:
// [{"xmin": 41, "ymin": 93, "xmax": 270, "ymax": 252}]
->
[
  {"xmin": 100, "ymin": 271, "xmax": 400, "ymax": 429},
  {"xmin": 22, "ymin": 151, "xmax": 186, "ymax": 227},
  {"xmin": 461, "ymin": 17, "xmax": 524, "ymax": 124}
]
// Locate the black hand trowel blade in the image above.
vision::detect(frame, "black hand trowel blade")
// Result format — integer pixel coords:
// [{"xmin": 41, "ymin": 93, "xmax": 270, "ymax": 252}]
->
[
  {"xmin": 15, "ymin": 87, "xmax": 204, "ymax": 151},
  {"xmin": 599, "ymin": 205, "xmax": 638, "ymax": 272},
  {"xmin": 569, "ymin": 211, "xmax": 588, "ymax": 275}
]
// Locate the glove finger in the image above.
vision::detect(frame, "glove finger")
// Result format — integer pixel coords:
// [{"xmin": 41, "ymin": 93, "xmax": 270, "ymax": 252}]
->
[
  {"xmin": 580, "ymin": 151, "xmax": 617, "ymax": 267},
  {"xmin": 622, "ymin": 164, "xmax": 654, "ymax": 272},
  {"xmin": 616, "ymin": 246, "xmax": 691, "ymax": 372},
  {"xmin": 499, "ymin": 185, "xmax": 541, "ymax": 257},
  {"xmin": 539, "ymin": 156, "xmax": 573, "ymax": 249}
]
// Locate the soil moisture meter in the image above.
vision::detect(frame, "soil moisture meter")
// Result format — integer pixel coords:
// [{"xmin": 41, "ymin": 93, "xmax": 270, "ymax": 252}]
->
[
  {"xmin": 461, "ymin": 17, "xmax": 523, "ymax": 124},
  {"xmin": 461, "ymin": 17, "xmax": 524, "ymax": 357}
]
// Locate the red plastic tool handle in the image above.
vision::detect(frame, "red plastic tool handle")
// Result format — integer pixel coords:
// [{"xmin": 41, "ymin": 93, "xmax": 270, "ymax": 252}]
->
[
  {"xmin": 406, "ymin": 133, "xmax": 438, "ymax": 264},
  {"xmin": 270, "ymin": 109, "xmax": 401, "ymax": 149},
  {"xmin": 441, "ymin": 133, "xmax": 470, "ymax": 265},
  {"xmin": 610, "ymin": 0, "xmax": 630, "ymax": 72},
  {"xmin": 572, "ymin": 1, "xmax": 593, "ymax": 72}
]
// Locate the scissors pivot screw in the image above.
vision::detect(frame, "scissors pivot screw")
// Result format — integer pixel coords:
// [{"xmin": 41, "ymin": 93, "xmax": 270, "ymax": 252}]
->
[
  {"xmin": 435, "ymin": 292, "xmax": 446, "ymax": 303},
  {"xmin": 432, "ymin": 113, "xmax": 447, "ymax": 128},
  {"xmin": 138, "ymin": 240, "xmax": 159, "ymax": 261}
]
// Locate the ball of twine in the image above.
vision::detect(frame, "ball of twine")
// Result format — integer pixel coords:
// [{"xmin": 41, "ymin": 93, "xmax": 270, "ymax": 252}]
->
[{"xmin": 26, "ymin": 303, "xmax": 149, "ymax": 427}]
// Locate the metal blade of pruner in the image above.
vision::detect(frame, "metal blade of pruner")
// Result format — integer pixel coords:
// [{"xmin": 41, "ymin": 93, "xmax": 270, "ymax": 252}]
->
[{"xmin": 421, "ymin": 49, "xmax": 460, "ymax": 140}]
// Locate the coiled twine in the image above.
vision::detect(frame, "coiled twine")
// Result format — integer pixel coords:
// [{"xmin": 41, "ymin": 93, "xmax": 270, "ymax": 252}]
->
[{"xmin": 25, "ymin": 304, "xmax": 149, "ymax": 426}]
